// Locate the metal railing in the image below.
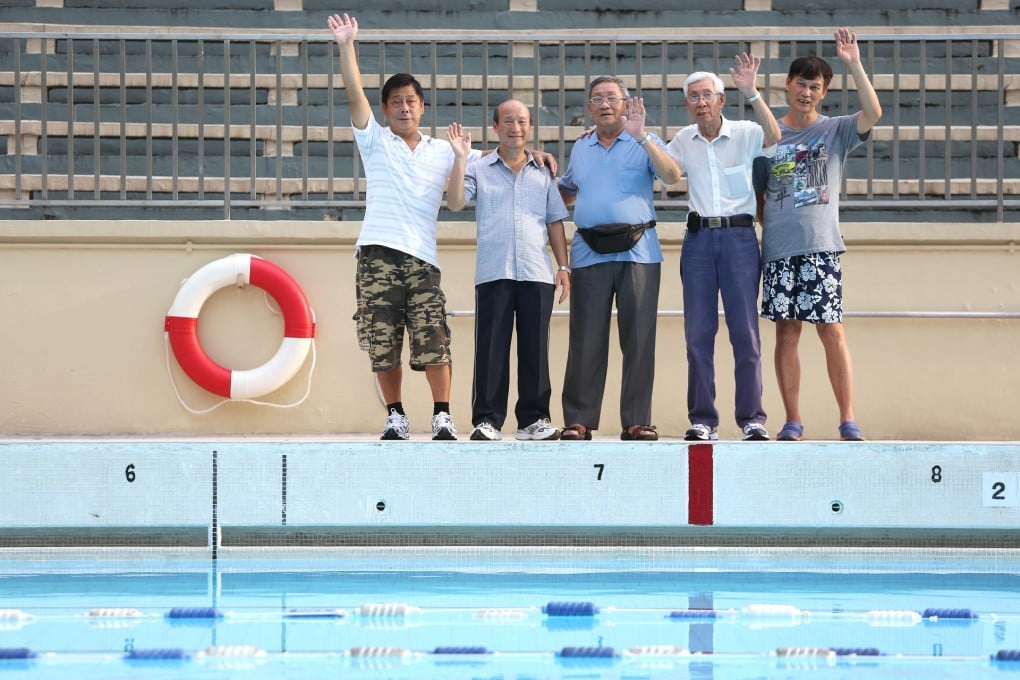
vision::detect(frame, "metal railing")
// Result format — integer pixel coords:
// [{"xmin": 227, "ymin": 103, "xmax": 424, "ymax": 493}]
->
[
  {"xmin": 0, "ymin": 30, "xmax": 1016, "ymax": 220},
  {"xmin": 447, "ymin": 309, "xmax": 1020, "ymax": 320}
]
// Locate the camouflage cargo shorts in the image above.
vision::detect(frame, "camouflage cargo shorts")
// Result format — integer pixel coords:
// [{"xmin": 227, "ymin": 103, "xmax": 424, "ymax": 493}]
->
[{"xmin": 354, "ymin": 244, "xmax": 452, "ymax": 372}]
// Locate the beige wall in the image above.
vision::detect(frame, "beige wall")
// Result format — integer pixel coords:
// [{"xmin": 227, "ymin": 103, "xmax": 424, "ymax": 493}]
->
[{"xmin": 1, "ymin": 219, "xmax": 1017, "ymax": 440}]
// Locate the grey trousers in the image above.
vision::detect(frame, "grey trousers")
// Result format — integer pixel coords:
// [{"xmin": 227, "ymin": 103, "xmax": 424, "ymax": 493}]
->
[{"xmin": 561, "ymin": 261, "xmax": 661, "ymax": 431}]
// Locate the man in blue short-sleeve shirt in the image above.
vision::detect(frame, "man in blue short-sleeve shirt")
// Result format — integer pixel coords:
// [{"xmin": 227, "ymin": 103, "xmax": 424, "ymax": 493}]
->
[{"xmin": 556, "ymin": 76, "xmax": 681, "ymax": 442}]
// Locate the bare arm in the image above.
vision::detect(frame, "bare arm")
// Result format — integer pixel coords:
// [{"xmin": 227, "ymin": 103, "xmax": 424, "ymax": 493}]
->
[
  {"xmin": 327, "ymin": 13, "xmax": 371, "ymax": 130},
  {"xmin": 557, "ymin": 184, "xmax": 576, "ymax": 207},
  {"xmin": 730, "ymin": 52, "xmax": 781, "ymax": 148},
  {"xmin": 547, "ymin": 219, "xmax": 571, "ymax": 303},
  {"xmin": 623, "ymin": 97, "xmax": 681, "ymax": 185},
  {"xmin": 835, "ymin": 27, "xmax": 882, "ymax": 135},
  {"xmin": 445, "ymin": 122, "xmax": 471, "ymax": 212}
]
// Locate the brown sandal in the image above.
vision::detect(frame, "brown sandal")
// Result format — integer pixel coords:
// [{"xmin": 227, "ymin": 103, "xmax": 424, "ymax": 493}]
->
[
  {"xmin": 560, "ymin": 424, "xmax": 592, "ymax": 441},
  {"xmin": 621, "ymin": 424, "xmax": 658, "ymax": 441}
]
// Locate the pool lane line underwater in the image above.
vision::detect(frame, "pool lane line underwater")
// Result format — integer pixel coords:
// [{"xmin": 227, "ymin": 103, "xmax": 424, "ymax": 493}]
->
[
  {"xmin": 0, "ymin": 603, "xmax": 999, "ymax": 625},
  {"xmin": 0, "ymin": 600, "xmax": 1014, "ymax": 668}
]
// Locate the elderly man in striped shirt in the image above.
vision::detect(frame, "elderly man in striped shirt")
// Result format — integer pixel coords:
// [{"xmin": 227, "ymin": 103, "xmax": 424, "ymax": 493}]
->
[{"xmin": 447, "ymin": 99, "xmax": 571, "ymax": 441}]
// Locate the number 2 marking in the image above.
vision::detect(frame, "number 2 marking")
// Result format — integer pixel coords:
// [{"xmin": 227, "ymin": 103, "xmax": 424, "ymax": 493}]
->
[
  {"xmin": 982, "ymin": 473, "xmax": 1018, "ymax": 508},
  {"xmin": 991, "ymin": 482, "xmax": 1006, "ymax": 501},
  {"xmin": 593, "ymin": 463, "xmax": 604, "ymax": 481}
]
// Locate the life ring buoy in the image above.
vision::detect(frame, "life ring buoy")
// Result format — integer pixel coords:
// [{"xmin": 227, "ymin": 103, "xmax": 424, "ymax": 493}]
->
[{"xmin": 164, "ymin": 254, "xmax": 315, "ymax": 400}]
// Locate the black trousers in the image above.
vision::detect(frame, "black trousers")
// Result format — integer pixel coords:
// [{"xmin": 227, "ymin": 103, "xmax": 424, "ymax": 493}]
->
[{"xmin": 471, "ymin": 279, "xmax": 555, "ymax": 430}]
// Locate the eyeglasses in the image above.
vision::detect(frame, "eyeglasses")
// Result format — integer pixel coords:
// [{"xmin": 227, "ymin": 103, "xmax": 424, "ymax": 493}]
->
[
  {"xmin": 686, "ymin": 93, "xmax": 720, "ymax": 104},
  {"xmin": 589, "ymin": 96, "xmax": 623, "ymax": 106}
]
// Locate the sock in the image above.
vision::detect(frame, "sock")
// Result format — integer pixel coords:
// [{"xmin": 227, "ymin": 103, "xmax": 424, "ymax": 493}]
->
[
  {"xmin": 433, "ymin": 402, "xmax": 450, "ymax": 416},
  {"xmin": 386, "ymin": 402, "xmax": 405, "ymax": 416}
]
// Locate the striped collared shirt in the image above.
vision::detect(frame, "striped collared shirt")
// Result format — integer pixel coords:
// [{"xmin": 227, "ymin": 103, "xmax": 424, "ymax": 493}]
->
[
  {"xmin": 353, "ymin": 115, "xmax": 480, "ymax": 269},
  {"xmin": 463, "ymin": 151, "xmax": 569, "ymax": 286}
]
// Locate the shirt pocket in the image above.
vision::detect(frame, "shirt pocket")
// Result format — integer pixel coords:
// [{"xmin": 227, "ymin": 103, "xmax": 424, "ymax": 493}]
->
[
  {"xmin": 722, "ymin": 164, "xmax": 751, "ymax": 199},
  {"xmin": 619, "ymin": 166, "xmax": 650, "ymax": 193}
]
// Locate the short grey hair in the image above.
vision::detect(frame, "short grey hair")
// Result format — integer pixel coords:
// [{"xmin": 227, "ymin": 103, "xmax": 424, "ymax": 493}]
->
[
  {"xmin": 588, "ymin": 75, "xmax": 629, "ymax": 99},
  {"xmin": 683, "ymin": 71, "xmax": 726, "ymax": 97}
]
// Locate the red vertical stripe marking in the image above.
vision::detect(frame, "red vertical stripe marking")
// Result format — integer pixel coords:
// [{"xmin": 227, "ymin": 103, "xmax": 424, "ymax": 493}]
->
[{"xmin": 688, "ymin": 444, "xmax": 714, "ymax": 526}]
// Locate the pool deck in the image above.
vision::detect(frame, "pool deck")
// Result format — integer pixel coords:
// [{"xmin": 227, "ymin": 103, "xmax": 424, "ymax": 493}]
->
[{"xmin": 1, "ymin": 436, "xmax": 1018, "ymax": 550}]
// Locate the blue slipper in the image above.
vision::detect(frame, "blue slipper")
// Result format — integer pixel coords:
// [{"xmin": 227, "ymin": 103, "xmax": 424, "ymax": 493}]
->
[
  {"xmin": 777, "ymin": 422, "xmax": 804, "ymax": 441},
  {"xmin": 839, "ymin": 420, "xmax": 865, "ymax": 441}
]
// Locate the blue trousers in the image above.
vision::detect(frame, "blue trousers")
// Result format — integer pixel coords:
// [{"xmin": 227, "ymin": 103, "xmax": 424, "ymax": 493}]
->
[
  {"xmin": 471, "ymin": 279, "xmax": 554, "ymax": 430},
  {"xmin": 680, "ymin": 226, "xmax": 766, "ymax": 428}
]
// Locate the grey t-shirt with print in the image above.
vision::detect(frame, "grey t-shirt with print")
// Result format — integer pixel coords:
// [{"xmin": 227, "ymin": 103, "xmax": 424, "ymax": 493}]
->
[{"xmin": 761, "ymin": 112, "xmax": 867, "ymax": 263}]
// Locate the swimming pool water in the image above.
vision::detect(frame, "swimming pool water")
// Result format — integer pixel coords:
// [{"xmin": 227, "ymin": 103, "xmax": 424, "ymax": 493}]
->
[{"xmin": 1, "ymin": 548, "xmax": 1019, "ymax": 679}]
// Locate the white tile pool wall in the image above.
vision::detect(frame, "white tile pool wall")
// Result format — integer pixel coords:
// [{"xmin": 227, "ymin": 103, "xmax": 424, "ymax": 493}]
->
[{"xmin": 1, "ymin": 440, "xmax": 1018, "ymax": 547}]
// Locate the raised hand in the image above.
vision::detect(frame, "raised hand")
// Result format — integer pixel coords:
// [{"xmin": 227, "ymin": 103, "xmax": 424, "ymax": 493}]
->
[
  {"xmin": 729, "ymin": 52, "xmax": 761, "ymax": 97},
  {"xmin": 446, "ymin": 122, "xmax": 472, "ymax": 159},
  {"xmin": 621, "ymin": 96, "xmax": 647, "ymax": 138},
  {"xmin": 327, "ymin": 13, "xmax": 358, "ymax": 46},
  {"xmin": 834, "ymin": 27, "xmax": 861, "ymax": 65}
]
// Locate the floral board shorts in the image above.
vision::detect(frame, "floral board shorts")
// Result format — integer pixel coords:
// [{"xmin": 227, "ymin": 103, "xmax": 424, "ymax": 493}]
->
[
  {"xmin": 354, "ymin": 244, "xmax": 452, "ymax": 372},
  {"xmin": 761, "ymin": 251, "xmax": 844, "ymax": 324}
]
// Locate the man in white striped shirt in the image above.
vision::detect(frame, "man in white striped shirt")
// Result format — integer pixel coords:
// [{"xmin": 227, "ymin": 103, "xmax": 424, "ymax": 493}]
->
[{"xmin": 330, "ymin": 12, "xmax": 477, "ymax": 441}]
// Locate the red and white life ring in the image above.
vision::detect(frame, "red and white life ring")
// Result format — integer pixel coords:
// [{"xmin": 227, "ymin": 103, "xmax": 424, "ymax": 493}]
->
[{"xmin": 164, "ymin": 254, "xmax": 315, "ymax": 400}]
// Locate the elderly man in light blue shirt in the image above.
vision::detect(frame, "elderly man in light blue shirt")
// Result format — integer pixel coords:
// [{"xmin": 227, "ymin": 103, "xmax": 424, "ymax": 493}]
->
[
  {"xmin": 556, "ymin": 75, "xmax": 681, "ymax": 442},
  {"xmin": 448, "ymin": 99, "xmax": 571, "ymax": 442}
]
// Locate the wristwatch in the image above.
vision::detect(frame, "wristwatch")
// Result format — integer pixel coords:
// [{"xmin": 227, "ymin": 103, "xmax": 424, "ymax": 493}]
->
[{"xmin": 559, "ymin": 265, "xmax": 572, "ymax": 274}]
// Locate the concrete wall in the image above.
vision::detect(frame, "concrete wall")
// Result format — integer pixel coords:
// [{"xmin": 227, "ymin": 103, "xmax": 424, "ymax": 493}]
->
[
  {"xmin": 2, "ymin": 440, "xmax": 1018, "ymax": 542},
  {"xmin": 0, "ymin": 219, "xmax": 1017, "ymax": 440}
]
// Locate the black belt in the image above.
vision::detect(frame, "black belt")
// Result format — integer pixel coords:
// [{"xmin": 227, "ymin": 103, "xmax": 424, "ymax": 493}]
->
[{"xmin": 686, "ymin": 212, "xmax": 755, "ymax": 232}]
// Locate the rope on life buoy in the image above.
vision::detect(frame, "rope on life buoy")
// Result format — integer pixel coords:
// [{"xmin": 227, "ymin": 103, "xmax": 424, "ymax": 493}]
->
[{"xmin": 163, "ymin": 254, "xmax": 316, "ymax": 413}]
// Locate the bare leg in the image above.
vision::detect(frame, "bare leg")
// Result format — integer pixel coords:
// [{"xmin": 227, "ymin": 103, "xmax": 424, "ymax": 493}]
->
[
  {"xmin": 375, "ymin": 366, "xmax": 402, "ymax": 405},
  {"xmin": 424, "ymin": 363, "xmax": 452, "ymax": 403},
  {"xmin": 815, "ymin": 322, "xmax": 856, "ymax": 423},
  {"xmin": 774, "ymin": 320, "xmax": 803, "ymax": 424}
]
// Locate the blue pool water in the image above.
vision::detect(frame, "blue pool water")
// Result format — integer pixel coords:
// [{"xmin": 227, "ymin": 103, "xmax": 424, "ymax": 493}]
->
[{"xmin": 1, "ymin": 548, "xmax": 1019, "ymax": 679}]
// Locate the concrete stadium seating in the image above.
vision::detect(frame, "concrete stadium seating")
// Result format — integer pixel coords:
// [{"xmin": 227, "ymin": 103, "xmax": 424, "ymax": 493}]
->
[{"xmin": 0, "ymin": 1, "xmax": 1016, "ymax": 221}]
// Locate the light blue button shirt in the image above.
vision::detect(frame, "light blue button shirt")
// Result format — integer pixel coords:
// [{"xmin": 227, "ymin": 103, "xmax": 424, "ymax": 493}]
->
[
  {"xmin": 558, "ymin": 131, "xmax": 664, "ymax": 270},
  {"xmin": 463, "ymin": 152, "xmax": 570, "ymax": 286}
]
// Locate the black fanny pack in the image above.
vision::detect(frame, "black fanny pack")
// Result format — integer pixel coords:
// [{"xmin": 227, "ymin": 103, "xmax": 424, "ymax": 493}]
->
[{"xmin": 578, "ymin": 220, "xmax": 656, "ymax": 254}]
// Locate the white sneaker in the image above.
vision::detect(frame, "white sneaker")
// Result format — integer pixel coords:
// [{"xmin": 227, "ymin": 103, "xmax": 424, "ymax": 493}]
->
[
  {"xmin": 515, "ymin": 418, "xmax": 561, "ymax": 441},
  {"xmin": 741, "ymin": 423, "xmax": 769, "ymax": 441},
  {"xmin": 470, "ymin": 422, "xmax": 502, "ymax": 441},
  {"xmin": 380, "ymin": 409, "xmax": 410, "ymax": 441},
  {"xmin": 684, "ymin": 423, "xmax": 718, "ymax": 441},
  {"xmin": 431, "ymin": 411, "xmax": 457, "ymax": 441}
]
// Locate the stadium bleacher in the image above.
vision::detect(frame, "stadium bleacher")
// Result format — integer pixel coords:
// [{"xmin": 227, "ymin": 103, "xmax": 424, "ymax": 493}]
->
[{"xmin": 0, "ymin": 1, "xmax": 1016, "ymax": 221}]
